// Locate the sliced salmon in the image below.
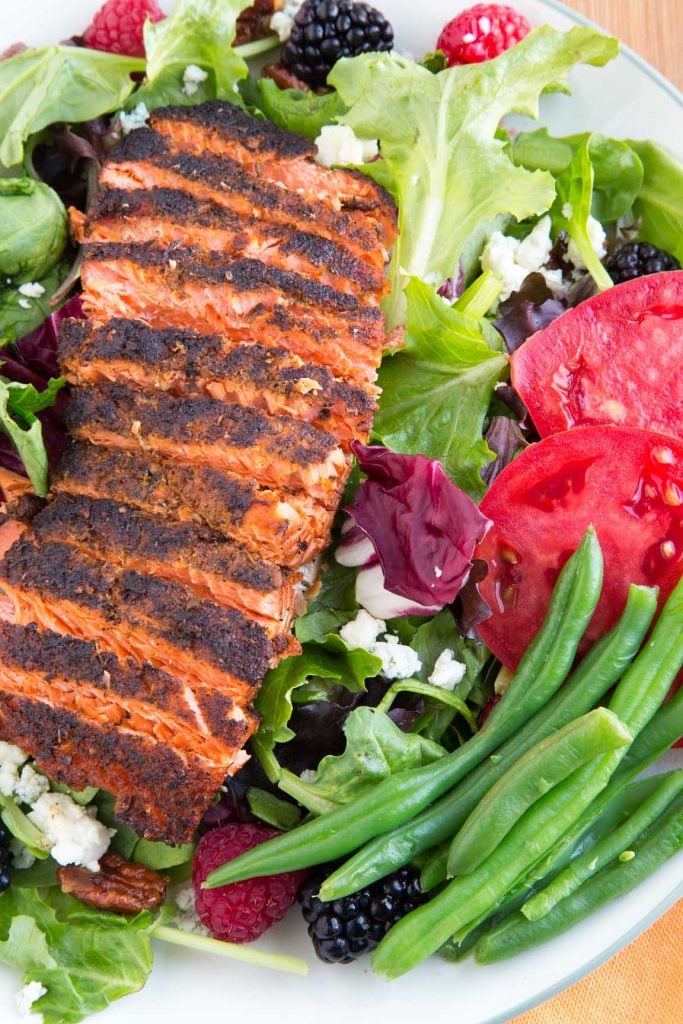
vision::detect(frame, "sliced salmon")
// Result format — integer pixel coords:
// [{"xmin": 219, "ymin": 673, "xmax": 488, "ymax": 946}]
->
[
  {"xmin": 59, "ymin": 318, "xmax": 377, "ymax": 447},
  {"xmin": 100, "ymin": 128, "xmax": 388, "ymax": 272},
  {"xmin": 0, "ymin": 624, "xmax": 245, "ymax": 842},
  {"xmin": 72, "ymin": 187, "xmax": 386, "ymax": 299},
  {"xmin": 53, "ymin": 441, "xmax": 334, "ymax": 567},
  {"xmin": 149, "ymin": 103, "xmax": 397, "ymax": 250},
  {"xmin": 33, "ymin": 494, "xmax": 294, "ymax": 634},
  {"xmin": 0, "ymin": 537, "xmax": 274, "ymax": 704},
  {"xmin": 80, "ymin": 245, "xmax": 384, "ymax": 386},
  {"xmin": 65, "ymin": 383, "xmax": 349, "ymax": 503}
]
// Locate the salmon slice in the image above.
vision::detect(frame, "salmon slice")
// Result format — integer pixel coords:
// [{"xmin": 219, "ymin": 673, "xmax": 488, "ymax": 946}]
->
[
  {"xmin": 150, "ymin": 103, "xmax": 397, "ymax": 249},
  {"xmin": 0, "ymin": 537, "xmax": 274, "ymax": 704},
  {"xmin": 53, "ymin": 441, "xmax": 335, "ymax": 568},
  {"xmin": 60, "ymin": 318, "xmax": 377, "ymax": 447},
  {"xmin": 101, "ymin": 129, "xmax": 388, "ymax": 272},
  {"xmin": 65, "ymin": 383, "xmax": 349, "ymax": 503},
  {"xmin": 33, "ymin": 493, "xmax": 294, "ymax": 634},
  {"xmin": 0, "ymin": 466, "xmax": 34, "ymax": 503},
  {"xmin": 0, "ymin": 624, "xmax": 245, "ymax": 842},
  {"xmin": 72, "ymin": 187, "xmax": 385, "ymax": 299},
  {"xmin": 80, "ymin": 245, "xmax": 384, "ymax": 386}
]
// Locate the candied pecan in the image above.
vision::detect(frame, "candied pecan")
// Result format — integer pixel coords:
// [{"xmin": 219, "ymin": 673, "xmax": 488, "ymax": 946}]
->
[
  {"xmin": 57, "ymin": 851, "xmax": 169, "ymax": 914},
  {"xmin": 262, "ymin": 62, "xmax": 312, "ymax": 92},
  {"xmin": 235, "ymin": 0, "xmax": 280, "ymax": 46}
]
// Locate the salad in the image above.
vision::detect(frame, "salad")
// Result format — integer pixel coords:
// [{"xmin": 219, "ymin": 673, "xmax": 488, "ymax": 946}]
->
[{"xmin": 0, "ymin": 1, "xmax": 682, "ymax": 1021}]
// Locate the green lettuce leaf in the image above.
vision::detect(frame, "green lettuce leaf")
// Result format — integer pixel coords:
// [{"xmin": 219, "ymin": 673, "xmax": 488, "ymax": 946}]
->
[
  {"xmin": 373, "ymin": 277, "xmax": 508, "ymax": 497},
  {"xmin": 0, "ymin": 46, "xmax": 143, "ymax": 168},
  {"xmin": 0, "ymin": 261, "xmax": 72, "ymax": 343},
  {"xmin": 0, "ymin": 887, "xmax": 162, "ymax": 1024},
  {"xmin": 293, "ymin": 559, "xmax": 359, "ymax": 643},
  {"xmin": 278, "ymin": 706, "xmax": 445, "ymax": 815},
  {"xmin": 627, "ymin": 139, "xmax": 683, "ymax": 264},
  {"xmin": 551, "ymin": 135, "xmax": 613, "ymax": 289},
  {"xmin": 0, "ymin": 376, "xmax": 66, "ymax": 496},
  {"xmin": 328, "ymin": 26, "xmax": 618, "ymax": 325},
  {"xmin": 132, "ymin": 0, "xmax": 252, "ymax": 111},
  {"xmin": 245, "ymin": 77, "xmax": 346, "ymax": 139}
]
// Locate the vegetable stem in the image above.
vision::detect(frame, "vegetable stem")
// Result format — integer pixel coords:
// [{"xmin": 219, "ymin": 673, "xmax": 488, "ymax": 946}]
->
[{"xmin": 153, "ymin": 925, "xmax": 309, "ymax": 976}]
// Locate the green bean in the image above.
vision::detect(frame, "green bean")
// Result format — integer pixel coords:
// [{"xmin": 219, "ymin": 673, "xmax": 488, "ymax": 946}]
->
[
  {"xmin": 523, "ymin": 768, "xmax": 683, "ymax": 920},
  {"xmin": 371, "ymin": 577, "xmax": 683, "ymax": 979},
  {"xmin": 204, "ymin": 530, "xmax": 603, "ymax": 889},
  {"xmin": 447, "ymin": 708, "xmax": 633, "ymax": 876},
  {"xmin": 474, "ymin": 796, "xmax": 683, "ymax": 964},
  {"xmin": 320, "ymin": 584, "xmax": 655, "ymax": 900}
]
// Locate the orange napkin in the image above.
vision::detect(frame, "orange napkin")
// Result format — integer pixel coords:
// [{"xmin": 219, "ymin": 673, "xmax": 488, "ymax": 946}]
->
[{"xmin": 511, "ymin": 900, "xmax": 682, "ymax": 1024}]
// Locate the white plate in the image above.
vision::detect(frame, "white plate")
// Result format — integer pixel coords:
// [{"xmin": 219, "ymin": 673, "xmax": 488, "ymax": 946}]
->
[{"xmin": 1, "ymin": 2, "xmax": 681, "ymax": 1022}]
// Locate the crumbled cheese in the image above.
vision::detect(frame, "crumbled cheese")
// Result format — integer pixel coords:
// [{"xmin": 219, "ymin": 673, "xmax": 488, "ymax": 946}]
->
[
  {"xmin": 339, "ymin": 609, "xmax": 387, "ymax": 651},
  {"xmin": 428, "ymin": 649, "xmax": 467, "ymax": 690},
  {"xmin": 315, "ymin": 125, "xmax": 379, "ymax": 168},
  {"xmin": 434, "ymin": 566, "xmax": 443, "ymax": 578},
  {"xmin": 17, "ymin": 297, "xmax": 32, "ymax": 309},
  {"xmin": 173, "ymin": 881, "xmax": 210, "ymax": 935},
  {"xmin": 371, "ymin": 638, "xmax": 422, "ymax": 680},
  {"xmin": 10, "ymin": 837, "xmax": 36, "ymax": 871},
  {"xmin": 119, "ymin": 102, "xmax": 150, "ymax": 136},
  {"xmin": 270, "ymin": 1, "xmax": 306, "ymax": 42},
  {"xmin": 0, "ymin": 741, "xmax": 29, "ymax": 798},
  {"xmin": 15, "ymin": 981, "xmax": 46, "ymax": 1022},
  {"xmin": 182, "ymin": 64, "xmax": 208, "ymax": 97},
  {"xmin": 17, "ymin": 282, "xmax": 45, "ymax": 298},
  {"xmin": 481, "ymin": 216, "xmax": 563, "ymax": 301},
  {"xmin": 15, "ymin": 764, "xmax": 50, "ymax": 806},
  {"xmin": 561, "ymin": 202, "xmax": 573, "ymax": 219},
  {"xmin": 28, "ymin": 793, "xmax": 115, "ymax": 872},
  {"xmin": 565, "ymin": 215, "xmax": 607, "ymax": 270}
]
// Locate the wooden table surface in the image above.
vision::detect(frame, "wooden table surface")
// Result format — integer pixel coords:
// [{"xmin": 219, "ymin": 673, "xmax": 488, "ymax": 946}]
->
[{"xmin": 561, "ymin": 0, "xmax": 682, "ymax": 88}]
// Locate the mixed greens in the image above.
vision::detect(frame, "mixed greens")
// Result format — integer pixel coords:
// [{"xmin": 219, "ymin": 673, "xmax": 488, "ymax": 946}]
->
[{"xmin": 0, "ymin": 0, "xmax": 682, "ymax": 1021}]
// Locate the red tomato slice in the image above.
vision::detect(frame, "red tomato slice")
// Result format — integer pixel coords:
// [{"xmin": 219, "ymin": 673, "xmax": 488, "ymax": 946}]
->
[
  {"xmin": 510, "ymin": 271, "xmax": 683, "ymax": 440},
  {"xmin": 476, "ymin": 424, "xmax": 683, "ymax": 669}
]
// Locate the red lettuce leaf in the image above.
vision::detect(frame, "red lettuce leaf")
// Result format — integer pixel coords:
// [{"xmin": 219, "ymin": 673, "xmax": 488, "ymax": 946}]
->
[{"xmin": 347, "ymin": 442, "xmax": 491, "ymax": 609}]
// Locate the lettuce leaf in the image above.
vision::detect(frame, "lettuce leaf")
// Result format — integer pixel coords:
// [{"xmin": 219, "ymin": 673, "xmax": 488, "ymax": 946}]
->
[
  {"xmin": 0, "ymin": 47, "xmax": 143, "ymax": 168},
  {"xmin": 373, "ymin": 277, "xmax": 508, "ymax": 497},
  {"xmin": 0, "ymin": 375, "xmax": 66, "ymax": 496},
  {"xmin": 328, "ymin": 27, "xmax": 618, "ymax": 325},
  {"xmin": 627, "ymin": 139, "xmax": 683, "ymax": 264},
  {"xmin": 244, "ymin": 78, "xmax": 346, "ymax": 139},
  {"xmin": 132, "ymin": 0, "xmax": 253, "ymax": 111},
  {"xmin": 0, "ymin": 886, "xmax": 163, "ymax": 1024}
]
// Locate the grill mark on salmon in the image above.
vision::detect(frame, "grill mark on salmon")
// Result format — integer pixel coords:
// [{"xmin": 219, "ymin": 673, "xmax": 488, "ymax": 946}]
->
[
  {"xmin": 102, "ymin": 129, "xmax": 387, "ymax": 270},
  {"xmin": 34, "ymin": 494, "xmax": 294, "ymax": 633},
  {"xmin": 65, "ymin": 384, "xmax": 349, "ymax": 502},
  {"xmin": 54, "ymin": 442, "xmax": 334, "ymax": 567},
  {"xmin": 0, "ymin": 537, "xmax": 273, "ymax": 703},
  {"xmin": 73, "ymin": 187, "xmax": 384, "ymax": 297},
  {"xmin": 59, "ymin": 318, "xmax": 376, "ymax": 446},
  {"xmin": 150, "ymin": 103, "xmax": 397, "ymax": 248},
  {"xmin": 80, "ymin": 249, "xmax": 383, "ymax": 385}
]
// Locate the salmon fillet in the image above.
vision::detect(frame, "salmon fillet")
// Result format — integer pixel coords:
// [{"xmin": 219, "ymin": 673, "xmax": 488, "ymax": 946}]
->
[
  {"xmin": 59, "ymin": 318, "xmax": 377, "ymax": 447},
  {"xmin": 0, "ymin": 537, "xmax": 274, "ymax": 705},
  {"xmin": 80, "ymin": 243, "xmax": 385, "ymax": 386},
  {"xmin": 65, "ymin": 383, "xmax": 349, "ymax": 502},
  {"xmin": 100, "ymin": 128, "xmax": 388, "ymax": 271},
  {"xmin": 54, "ymin": 441, "xmax": 335, "ymax": 567},
  {"xmin": 0, "ymin": 625, "xmax": 246, "ymax": 842},
  {"xmin": 149, "ymin": 103, "xmax": 397, "ymax": 249},
  {"xmin": 33, "ymin": 494, "xmax": 294, "ymax": 633},
  {"xmin": 72, "ymin": 187, "xmax": 385, "ymax": 299}
]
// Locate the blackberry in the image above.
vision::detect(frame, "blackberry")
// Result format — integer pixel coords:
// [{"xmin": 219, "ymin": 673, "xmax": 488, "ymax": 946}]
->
[
  {"xmin": 0, "ymin": 823, "xmax": 11, "ymax": 894},
  {"xmin": 298, "ymin": 865, "xmax": 426, "ymax": 963},
  {"xmin": 605, "ymin": 241, "xmax": 680, "ymax": 284},
  {"xmin": 281, "ymin": 1, "xmax": 394, "ymax": 89}
]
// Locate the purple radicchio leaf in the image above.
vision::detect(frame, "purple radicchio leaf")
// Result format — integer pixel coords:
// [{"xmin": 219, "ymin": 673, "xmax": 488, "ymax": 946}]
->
[
  {"xmin": 480, "ymin": 415, "xmax": 527, "ymax": 488},
  {"xmin": 494, "ymin": 272, "xmax": 566, "ymax": 354},
  {"xmin": 344, "ymin": 442, "xmax": 491, "ymax": 615},
  {"xmin": 453, "ymin": 558, "xmax": 492, "ymax": 639},
  {"xmin": 437, "ymin": 264, "xmax": 465, "ymax": 304}
]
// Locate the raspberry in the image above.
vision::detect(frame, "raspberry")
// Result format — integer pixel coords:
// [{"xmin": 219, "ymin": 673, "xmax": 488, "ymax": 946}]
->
[
  {"xmin": 437, "ymin": 4, "xmax": 530, "ymax": 66},
  {"xmin": 192, "ymin": 824, "xmax": 308, "ymax": 943},
  {"xmin": 82, "ymin": 0, "xmax": 165, "ymax": 58}
]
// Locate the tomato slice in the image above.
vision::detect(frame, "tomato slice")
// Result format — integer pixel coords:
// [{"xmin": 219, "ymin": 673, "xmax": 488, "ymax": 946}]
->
[
  {"xmin": 510, "ymin": 271, "xmax": 683, "ymax": 440},
  {"xmin": 476, "ymin": 425, "xmax": 683, "ymax": 669}
]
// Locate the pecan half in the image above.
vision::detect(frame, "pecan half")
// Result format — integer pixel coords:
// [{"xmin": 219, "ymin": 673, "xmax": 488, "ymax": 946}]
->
[
  {"xmin": 262, "ymin": 62, "xmax": 312, "ymax": 93},
  {"xmin": 235, "ymin": 0, "xmax": 280, "ymax": 46},
  {"xmin": 57, "ymin": 852, "xmax": 169, "ymax": 914}
]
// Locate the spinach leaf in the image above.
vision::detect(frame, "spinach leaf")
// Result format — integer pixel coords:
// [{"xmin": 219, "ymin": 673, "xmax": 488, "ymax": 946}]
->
[
  {"xmin": 373, "ymin": 277, "xmax": 508, "ymax": 498},
  {"xmin": 246, "ymin": 78, "xmax": 346, "ymax": 139},
  {"xmin": 0, "ymin": 261, "xmax": 72, "ymax": 343},
  {"xmin": 0, "ymin": 47, "xmax": 143, "ymax": 168},
  {"xmin": 627, "ymin": 139, "xmax": 683, "ymax": 263}
]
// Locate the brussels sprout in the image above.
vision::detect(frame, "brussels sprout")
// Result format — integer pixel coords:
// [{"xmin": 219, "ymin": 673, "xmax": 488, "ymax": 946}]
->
[{"xmin": 0, "ymin": 177, "xmax": 68, "ymax": 280}]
